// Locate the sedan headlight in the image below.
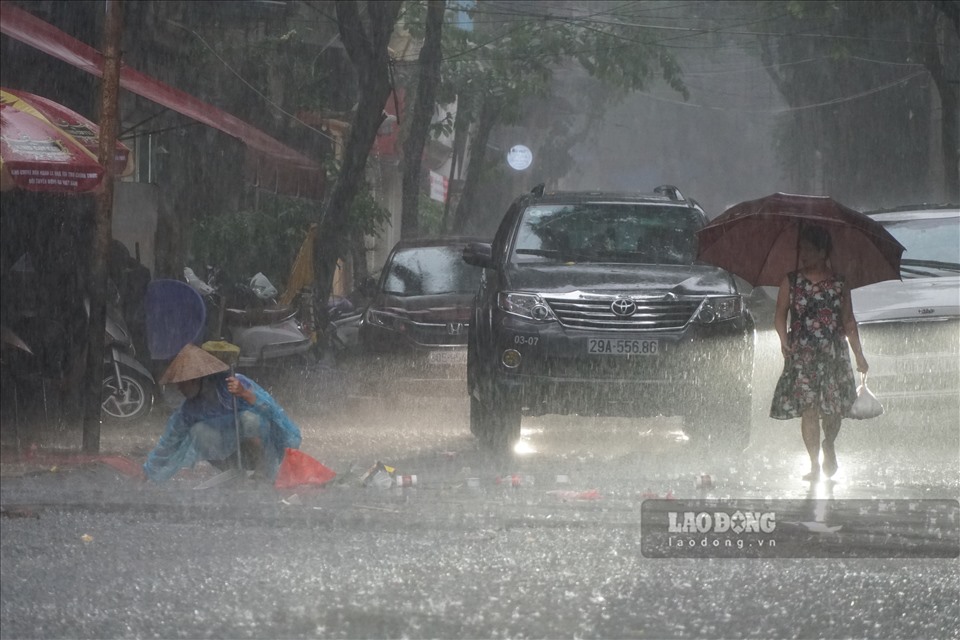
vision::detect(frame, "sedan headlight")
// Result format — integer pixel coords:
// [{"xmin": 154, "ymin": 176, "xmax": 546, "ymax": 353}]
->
[
  {"xmin": 497, "ymin": 292, "xmax": 557, "ymax": 322},
  {"xmin": 696, "ymin": 296, "xmax": 742, "ymax": 324},
  {"xmin": 365, "ymin": 308, "xmax": 406, "ymax": 331}
]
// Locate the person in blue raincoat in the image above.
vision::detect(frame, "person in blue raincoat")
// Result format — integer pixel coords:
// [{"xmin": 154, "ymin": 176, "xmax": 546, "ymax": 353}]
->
[{"xmin": 142, "ymin": 344, "xmax": 302, "ymax": 483}]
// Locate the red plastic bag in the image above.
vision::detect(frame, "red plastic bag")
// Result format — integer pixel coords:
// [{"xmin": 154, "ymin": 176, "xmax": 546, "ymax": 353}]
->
[{"xmin": 274, "ymin": 449, "xmax": 337, "ymax": 489}]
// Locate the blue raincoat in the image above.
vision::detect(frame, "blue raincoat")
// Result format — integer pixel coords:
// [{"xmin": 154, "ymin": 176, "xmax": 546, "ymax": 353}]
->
[{"xmin": 143, "ymin": 373, "xmax": 302, "ymax": 483}]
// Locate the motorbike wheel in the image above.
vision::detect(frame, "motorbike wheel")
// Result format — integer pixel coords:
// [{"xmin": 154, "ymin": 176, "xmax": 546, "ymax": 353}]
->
[{"xmin": 101, "ymin": 365, "xmax": 154, "ymax": 422}]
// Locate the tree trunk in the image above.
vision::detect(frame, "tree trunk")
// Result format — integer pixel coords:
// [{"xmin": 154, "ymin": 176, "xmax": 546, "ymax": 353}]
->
[
  {"xmin": 937, "ymin": 80, "xmax": 959, "ymax": 200},
  {"xmin": 441, "ymin": 91, "xmax": 474, "ymax": 232},
  {"xmin": 924, "ymin": 26, "xmax": 959, "ymax": 200},
  {"xmin": 313, "ymin": 1, "xmax": 401, "ymax": 322},
  {"xmin": 350, "ymin": 232, "xmax": 369, "ymax": 289},
  {"xmin": 451, "ymin": 93, "xmax": 499, "ymax": 234},
  {"xmin": 400, "ymin": 0, "xmax": 445, "ymax": 239}
]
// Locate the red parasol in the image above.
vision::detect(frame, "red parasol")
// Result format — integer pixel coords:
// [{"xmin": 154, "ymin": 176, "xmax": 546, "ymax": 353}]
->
[{"xmin": 0, "ymin": 87, "xmax": 133, "ymax": 193}]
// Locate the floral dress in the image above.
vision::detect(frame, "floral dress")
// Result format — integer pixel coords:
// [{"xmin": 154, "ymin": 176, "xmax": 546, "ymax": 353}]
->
[{"xmin": 770, "ymin": 271, "xmax": 857, "ymax": 419}]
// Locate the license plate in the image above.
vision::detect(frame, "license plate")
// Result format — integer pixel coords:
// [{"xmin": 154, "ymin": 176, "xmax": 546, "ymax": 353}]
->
[
  {"xmin": 587, "ymin": 338, "xmax": 659, "ymax": 355},
  {"xmin": 428, "ymin": 350, "xmax": 468, "ymax": 365}
]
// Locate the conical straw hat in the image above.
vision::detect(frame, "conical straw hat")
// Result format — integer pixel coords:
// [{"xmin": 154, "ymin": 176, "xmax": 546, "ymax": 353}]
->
[{"xmin": 158, "ymin": 343, "xmax": 230, "ymax": 385}]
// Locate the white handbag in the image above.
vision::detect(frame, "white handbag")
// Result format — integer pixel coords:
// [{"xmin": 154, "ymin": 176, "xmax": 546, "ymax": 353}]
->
[{"xmin": 849, "ymin": 373, "xmax": 884, "ymax": 420}]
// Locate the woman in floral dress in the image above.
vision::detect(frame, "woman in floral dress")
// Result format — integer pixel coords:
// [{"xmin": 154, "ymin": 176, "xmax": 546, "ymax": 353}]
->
[{"xmin": 770, "ymin": 225, "xmax": 869, "ymax": 480}]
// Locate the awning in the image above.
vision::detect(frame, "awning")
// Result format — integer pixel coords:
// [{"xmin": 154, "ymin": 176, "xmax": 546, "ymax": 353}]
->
[{"xmin": 0, "ymin": 3, "xmax": 324, "ymax": 200}]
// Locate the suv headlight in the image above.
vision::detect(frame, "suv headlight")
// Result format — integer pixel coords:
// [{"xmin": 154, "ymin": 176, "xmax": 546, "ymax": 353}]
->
[
  {"xmin": 696, "ymin": 296, "xmax": 742, "ymax": 324},
  {"xmin": 498, "ymin": 292, "xmax": 557, "ymax": 322}
]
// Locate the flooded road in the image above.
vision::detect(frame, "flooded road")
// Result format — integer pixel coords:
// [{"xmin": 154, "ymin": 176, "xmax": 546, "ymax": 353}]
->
[
  {"xmin": 1, "ymin": 328, "xmax": 958, "ymax": 639},
  {"xmin": 257, "ymin": 325, "xmax": 959, "ymax": 503}
]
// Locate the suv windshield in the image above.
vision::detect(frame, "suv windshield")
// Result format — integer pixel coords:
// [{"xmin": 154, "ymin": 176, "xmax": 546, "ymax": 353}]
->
[
  {"xmin": 879, "ymin": 216, "xmax": 960, "ymax": 277},
  {"xmin": 384, "ymin": 246, "xmax": 482, "ymax": 296},
  {"xmin": 511, "ymin": 202, "xmax": 703, "ymax": 265}
]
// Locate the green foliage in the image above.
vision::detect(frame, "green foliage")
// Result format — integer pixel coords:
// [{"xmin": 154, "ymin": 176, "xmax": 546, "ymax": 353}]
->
[
  {"xmin": 423, "ymin": 1, "xmax": 689, "ymax": 128},
  {"xmin": 344, "ymin": 182, "xmax": 393, "ymax": 239},
  {"xmin": 192, "ymin": 184, "xmax": 390, "ymax": 287},
  {"xmin": 418, "ymin": 197, "xmax": 446, "ymax": 236},
  {"xmin": 748, "ymin": 0, "xmax": 955, "ymax": 204},
  {"xmin": 191, "ymin": 194, "xmax": 315, "ymax": 287}
]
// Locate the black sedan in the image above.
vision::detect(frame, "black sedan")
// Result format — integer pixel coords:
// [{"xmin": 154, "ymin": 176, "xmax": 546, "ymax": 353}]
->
[{"xmin": 357, "ymin": 237, "xmax": 486, "ymax": 394}]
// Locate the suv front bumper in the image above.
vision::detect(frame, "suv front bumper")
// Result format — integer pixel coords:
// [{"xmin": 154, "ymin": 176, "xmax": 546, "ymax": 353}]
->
[{"xmin": 486, "ymin": 313, "xmax": 753, "ymax": 416}]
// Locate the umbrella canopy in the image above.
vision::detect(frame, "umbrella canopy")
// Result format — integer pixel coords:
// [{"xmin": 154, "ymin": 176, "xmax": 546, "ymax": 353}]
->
[
  {"xmin": 0, "ymin": 87, "xmax": 133, "ymax": 193},
  {"xmin": 696, "ymin": 192, "xmax": 905, "ymax": 290}
]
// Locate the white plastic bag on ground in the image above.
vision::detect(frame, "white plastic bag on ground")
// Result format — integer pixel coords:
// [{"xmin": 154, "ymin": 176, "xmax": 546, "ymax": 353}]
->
[{"xmin": 849, "ymin": 373, "xmax": 884, "ymax": 420}]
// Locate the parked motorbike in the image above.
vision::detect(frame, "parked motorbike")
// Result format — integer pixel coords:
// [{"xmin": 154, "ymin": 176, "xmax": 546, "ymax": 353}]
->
[
  {"xmin": 290, "ymin": 288, "xmax": 359, "ymax": 360},
  {"xmin": 101, "ymin": 300, "xmax": 156, "ymax": 421},
  {"xmin": 184, "ymin": 267, "xmax": 313, "ymax": 368},
  {"xmin": 1, "ymin": 302, "xmax": 154, "ymax": 424}
]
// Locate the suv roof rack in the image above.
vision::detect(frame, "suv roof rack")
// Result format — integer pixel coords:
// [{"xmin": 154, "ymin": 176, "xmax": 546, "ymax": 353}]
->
[
  {"xmin": 526, "ymin": 185, "xmax": 704, "ymax": 211},
  {"xmin": 654, "ymin": 185, "xmax": 684, "ymax": 201}
]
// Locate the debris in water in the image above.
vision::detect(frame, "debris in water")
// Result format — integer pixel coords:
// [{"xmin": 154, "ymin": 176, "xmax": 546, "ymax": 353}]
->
[{"xmin": 547, "ymin": 489, "xmax": 602, "ymax": 501}]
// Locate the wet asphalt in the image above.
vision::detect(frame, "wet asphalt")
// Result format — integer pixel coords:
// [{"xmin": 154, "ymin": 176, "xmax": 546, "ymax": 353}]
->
[{"xmin": 1, "ymin": 330, "xmax": 958, "ymax": 639}]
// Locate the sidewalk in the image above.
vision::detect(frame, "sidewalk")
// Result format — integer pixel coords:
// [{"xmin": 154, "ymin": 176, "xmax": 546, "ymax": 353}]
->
[
  {"xmin": 0, "ymin": 356, "xmax": 366, "ymax": 475},
  {"xmin": 0, "ymin": 411, "xmax": 164, "ymax": 478}
]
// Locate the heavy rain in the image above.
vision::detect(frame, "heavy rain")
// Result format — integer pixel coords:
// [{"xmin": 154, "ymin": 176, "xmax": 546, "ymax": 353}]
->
[{"xmin": 1, "ymin": 1, "xmax": 958, "ymax": 639}]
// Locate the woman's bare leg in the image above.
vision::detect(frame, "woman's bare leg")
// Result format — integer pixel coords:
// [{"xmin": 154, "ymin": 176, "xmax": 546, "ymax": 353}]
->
[
  {"xmin": 801, "ymin": 408, "xmax": 821, "ymax": 480},
  {"xmin": 821, "ymin": 414, "xmax": 841, "ymax": 477}
]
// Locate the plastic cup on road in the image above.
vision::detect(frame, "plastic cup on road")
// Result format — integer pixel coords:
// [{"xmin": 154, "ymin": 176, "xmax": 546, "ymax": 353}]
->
[{"xmin": 395, "ymin": 474, "xmax": 417, "ymax": 488}]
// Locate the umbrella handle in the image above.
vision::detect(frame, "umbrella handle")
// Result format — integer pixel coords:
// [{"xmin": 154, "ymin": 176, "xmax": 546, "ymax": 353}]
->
[{"xmin": 795, "ymin": 219, "xmax": 803, "ymax": 274}]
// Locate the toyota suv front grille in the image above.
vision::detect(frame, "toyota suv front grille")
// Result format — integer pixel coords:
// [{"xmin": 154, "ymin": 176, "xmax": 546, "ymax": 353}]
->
[{"xmin": 543, "ymin": 296, "xmax": 700, "ymax": 331}]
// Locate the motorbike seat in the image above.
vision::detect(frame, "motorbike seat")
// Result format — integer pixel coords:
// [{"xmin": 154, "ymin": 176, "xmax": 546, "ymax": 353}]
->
[{"xmin": 225, "ymin": 306, "xmax": 297, "ymax": 326}]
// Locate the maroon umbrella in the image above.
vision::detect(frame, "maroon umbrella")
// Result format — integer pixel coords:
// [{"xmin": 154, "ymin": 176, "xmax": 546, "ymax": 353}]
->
[{"xmin": 696, "ymin": 192, "xmax": 905, "ymax": 290}]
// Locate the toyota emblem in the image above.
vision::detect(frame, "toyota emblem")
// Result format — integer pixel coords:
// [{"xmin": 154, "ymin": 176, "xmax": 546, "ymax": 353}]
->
[{"xmin": 611, "ymin": 297, "xmax": 637, "ymax": 317}]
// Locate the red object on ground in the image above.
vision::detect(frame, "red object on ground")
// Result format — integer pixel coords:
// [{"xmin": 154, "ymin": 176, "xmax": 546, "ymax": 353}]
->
[
  {"xmin": 547, "ymin": 489, "xmax": 602, "ymax": 501},
  {"xmin": 274, "ymin": 449, "xmax": 336, "ymax": 489},
  {"xmin": 99, "ymin": 456, "xmax": 144, "ymax": 478},
  {"xmin": 0, "ymin": 450, "xmax": 144, "ymax": 477}
]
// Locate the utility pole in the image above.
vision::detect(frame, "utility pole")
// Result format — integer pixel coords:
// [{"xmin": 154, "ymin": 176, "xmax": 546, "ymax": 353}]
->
[{"xmin": 82, "ymin": 0, "xmax": 123, "ymax": 453}]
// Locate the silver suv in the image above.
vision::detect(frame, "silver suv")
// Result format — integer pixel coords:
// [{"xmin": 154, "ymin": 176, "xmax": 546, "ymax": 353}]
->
[{"xmin": 852, "ymin": 205, "xmax": 960, "ymax": 406}]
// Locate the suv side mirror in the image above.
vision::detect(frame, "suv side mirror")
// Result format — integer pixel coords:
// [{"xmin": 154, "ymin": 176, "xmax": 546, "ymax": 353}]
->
[
  {"xmin": 463, "ymin": 242, "xmax": 495, "ymax": 269},
  {"xmin": 359, "ymin": 276, "xmax": 379, "ymax": 297}
]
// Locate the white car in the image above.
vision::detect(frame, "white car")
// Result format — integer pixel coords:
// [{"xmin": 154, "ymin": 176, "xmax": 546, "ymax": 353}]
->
[{"xmin": 851, "ymin": 205, "xmax": 960, "ymax": 404}]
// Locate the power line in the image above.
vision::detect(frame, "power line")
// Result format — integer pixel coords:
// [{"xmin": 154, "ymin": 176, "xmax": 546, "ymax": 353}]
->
[
  {"xmin": 681, "ymin": 54, "xmax": 927, "ymax": 77},
  {"xmin": 632, "ymin": 68, "xmax": 928, "ymax": 114},
  {"xmin": 458, "ymin": 3, "xmax": 945, "ymax": 47},
  {"xmin": 167, "ymin": 19, "xmax": 339, "ymax": 144}
]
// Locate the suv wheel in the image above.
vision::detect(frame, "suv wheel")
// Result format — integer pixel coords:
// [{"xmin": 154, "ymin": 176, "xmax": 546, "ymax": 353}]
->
[{"xmin": 470, "ymin": 379, "xmax": 522, "ymax": 451}]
